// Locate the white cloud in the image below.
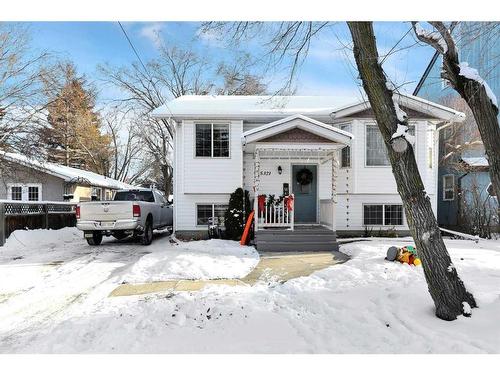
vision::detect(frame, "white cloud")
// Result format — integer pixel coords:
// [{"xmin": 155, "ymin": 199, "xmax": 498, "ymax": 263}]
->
[{"xmin": 139, "ymin": 22, "xmax": 165, "ymax": 48}]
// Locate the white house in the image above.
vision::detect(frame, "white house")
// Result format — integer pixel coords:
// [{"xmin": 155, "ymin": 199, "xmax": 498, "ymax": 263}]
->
[{"xmin": 152, "ymin": 94, "xmax": 464, "ymax": 251}]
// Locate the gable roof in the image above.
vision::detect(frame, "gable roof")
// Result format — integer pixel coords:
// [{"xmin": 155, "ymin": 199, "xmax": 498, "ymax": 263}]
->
[
  {"xmin": 0, "ymin": 151, "xmax": 137, "ymax": 190},
  {"xmin": 242, "ymin": 114, "xmax": 353, "ymax": 146},
  {"xmin": 330, "ymin": 93, "xmax": 465, "ymax": 122},
  {"xmin": 151, "ymin": 93, "xmax": 465, "ymax": 122}
]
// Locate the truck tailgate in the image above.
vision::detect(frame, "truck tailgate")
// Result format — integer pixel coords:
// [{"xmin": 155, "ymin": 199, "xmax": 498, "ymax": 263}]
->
[{"xmin": 79, "ymin": 201, "xmax": 133, "ymax": 221}]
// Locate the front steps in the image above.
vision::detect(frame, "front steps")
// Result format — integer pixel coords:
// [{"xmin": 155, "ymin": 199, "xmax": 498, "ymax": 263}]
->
[{"xmin": 255, "ymin": 226, "xmax": 339, "ymax": 252}]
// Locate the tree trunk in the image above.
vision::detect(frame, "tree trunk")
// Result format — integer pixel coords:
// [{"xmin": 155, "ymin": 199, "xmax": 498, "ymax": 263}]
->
[
  {"xmin": 445, "ymin": 58, "xmax": 500, "ymax": 209},
  {"xmin": 348, "ymin": 22, "xmax": 476, "ymax": 320}
]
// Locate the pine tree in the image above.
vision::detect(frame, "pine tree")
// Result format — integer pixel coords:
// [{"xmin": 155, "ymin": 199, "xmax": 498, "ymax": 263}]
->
[
  {"xmin": 224, "ymin": 188, "xmax": 251, "ymax": 241},
  {"xmin": 40, "ymin": 63, "xmax": 111, "ymax": 174}
]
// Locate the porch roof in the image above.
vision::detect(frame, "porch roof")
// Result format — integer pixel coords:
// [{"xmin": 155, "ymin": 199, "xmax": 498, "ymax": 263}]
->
[{"xmin": 241, "ymin": 114, "xmax": 353, "ymax": 147}]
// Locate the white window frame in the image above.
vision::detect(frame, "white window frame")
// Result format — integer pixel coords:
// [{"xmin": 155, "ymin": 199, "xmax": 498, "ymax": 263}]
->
[
  {"xmin": 7, "ymin": 183, "xmax": 42, "ymax": 202},
  {"xmin": 362, "ymin": 203, "xmax": 404, "ymax": 227},
  {"xmin": 365, "ymin": 122, "xmax": 416, "ymax": 167},
  {"xmin": 194, "ymin": 122, "xmax": 231, "ymax": 159},
  {"xmin": 443, "ymin": 174, "xmax": 455, "ymax": 201},
  {"xmin": 339, "ymin": 123, "xmax": 351, "ymax": 168},
  {"xmin": 195, "ymin": 203, "xmax": 229, "ymax": 227}
]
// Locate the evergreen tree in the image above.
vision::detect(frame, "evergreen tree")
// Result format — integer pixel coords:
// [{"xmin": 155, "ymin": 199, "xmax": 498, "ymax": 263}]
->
[
  {"xmin": 40, "ymin": 62, "xmax": 111, "ymax": 174},
  {"xmin": 224, "ymin": 188, "xmax": 251, "ymax": 241}
]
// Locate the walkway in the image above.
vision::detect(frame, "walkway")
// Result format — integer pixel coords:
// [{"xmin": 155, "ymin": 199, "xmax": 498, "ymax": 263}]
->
[{"xmin": 110, "ymin": 250, "xmax": 349, "ymax": 297}]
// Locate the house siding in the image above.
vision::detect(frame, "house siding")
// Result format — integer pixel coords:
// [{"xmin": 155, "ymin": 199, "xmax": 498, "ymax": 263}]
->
[
  {"xmin": 0, "ymin": 163, "xmax": 65, "ymax": 201},
  {"xmin": 173, "ymin": 115, "xmax": 438, "ymax": 235}
]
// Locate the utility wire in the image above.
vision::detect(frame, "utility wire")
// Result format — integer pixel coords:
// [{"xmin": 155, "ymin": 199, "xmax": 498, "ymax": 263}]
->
[{"xmin": 117, "ymin": 21, "xmax": 175, "ymax": 120}]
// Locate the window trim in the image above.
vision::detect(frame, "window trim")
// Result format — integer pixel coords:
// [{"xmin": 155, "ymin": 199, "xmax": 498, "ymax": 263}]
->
[
  {"xmin": 362, "ymin": 203, "xmax": 404, "ymax": 227},
  {"xmin": 443, "ymin": 174, "xmax": 455, "ymax": 201},
  {"xmin": 339, "ymin": 123, "xmax": 351, "ymax": 169},
  {"xmin": 7, "ymin": 183, "xmax": 42, "ymax": 202},
  {"xmin": 194, "ymin": 122, "xmax": 231, "ymax": 159},
  {"xmin": 195, "ymin": 203, "xmax": 229, "ymax": 227}
]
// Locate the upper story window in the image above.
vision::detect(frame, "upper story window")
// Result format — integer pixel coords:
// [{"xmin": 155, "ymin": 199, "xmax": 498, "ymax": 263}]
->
[
  {"xmin": 11, "ymin": 186, "xmax": 22, "ymax": 201},
  {"xmin": 195, "ymin": 123, "xmax": 230, "ymax": 158},
  {"xmin": 443, "ymin": 174, "xmax": 455, "ymax": 201},
  {"xmin": 340, "ymin": 124, "xmax": 351, "ymax": 168},
  {"xmin": 366, "ymin": 123, "xmax": 415, "ymax": 166}
]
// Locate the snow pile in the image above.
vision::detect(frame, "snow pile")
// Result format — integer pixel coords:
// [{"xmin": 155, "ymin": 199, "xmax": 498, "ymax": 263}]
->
[
  {"xmin": 391, "ymin": 124, "xmax": 415, "ymax": 145},
  {"xmin": 458, "ymin": 62, "xmax": 498, "ymax": 109},
  {"xmin": 414, "ymin": 22, "xmax": 448, "ymax": 53},
  {"xmin": 119, "ymin": 239, "xmax": 259, "ymax": 282}
]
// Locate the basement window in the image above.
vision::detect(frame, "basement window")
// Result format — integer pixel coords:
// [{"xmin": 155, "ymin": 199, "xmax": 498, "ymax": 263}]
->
[{"xmin": 363, "ymin": 204, "xmax": 403, "ymax": 226}]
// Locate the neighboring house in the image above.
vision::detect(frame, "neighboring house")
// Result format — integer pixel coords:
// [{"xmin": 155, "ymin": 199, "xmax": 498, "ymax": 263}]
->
[
  {"xmin": 152, "ymin": 94, "xmax": 463, "ymax": 250},
  {"xmin": 414, "ymin": 22, "xmax": 499, "ymax": 229},
  {"xmin": 0, "ymin": 152, "xmax": 136, "ymax": 202}
]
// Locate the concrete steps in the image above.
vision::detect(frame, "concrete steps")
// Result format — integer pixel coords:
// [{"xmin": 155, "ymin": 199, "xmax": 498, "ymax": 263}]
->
[{"xmin": 255, "ymin": 227, "xmax": 338, "ymax": 252}]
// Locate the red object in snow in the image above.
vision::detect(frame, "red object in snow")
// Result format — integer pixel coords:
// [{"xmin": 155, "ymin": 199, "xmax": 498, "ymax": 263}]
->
[{"xmin": 240, "ymin": 210, "xmax": 254, "ymax": 246}]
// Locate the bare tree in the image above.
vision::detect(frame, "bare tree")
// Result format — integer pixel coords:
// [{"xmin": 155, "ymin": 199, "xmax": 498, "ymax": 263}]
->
[
  {"xmin": 0, "ymin": 23, "xmax": 50, "ymax": 158},
  {"xmin": 412, "ymin": 22, "xmax": 500, "ymax": 206},
  {"xmin": 348, "ymin": 22, "xmax": 476, "ymax": 320},
  {"xmin": 102, "ymin": 107, "xmax": 147, "ymax": 184},
  {"xmin": 216, "ymin": 54, "xmax": 268, "ymax": 95}
]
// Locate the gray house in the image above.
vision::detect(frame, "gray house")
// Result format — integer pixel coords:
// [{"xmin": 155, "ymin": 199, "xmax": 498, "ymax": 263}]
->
[{"xmin": 0, "ymin": 152, "xmax": 135, "ymax": 202}]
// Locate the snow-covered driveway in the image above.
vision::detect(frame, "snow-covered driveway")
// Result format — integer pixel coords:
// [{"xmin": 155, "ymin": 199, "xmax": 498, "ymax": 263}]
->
[
  {"xmin": 0, "ymin": 228, "xmax": 258, "ymax": 352},
  {"xmin": 1, "ymin": 228, "xmax": 500, "ymax": 353}
]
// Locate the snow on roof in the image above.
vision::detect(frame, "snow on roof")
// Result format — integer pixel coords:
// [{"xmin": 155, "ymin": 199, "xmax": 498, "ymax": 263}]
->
[
  {"xmin": 461, "ymin": 157, "xmax": 489, "ymax": 167},
  {"xmin": 1, "ymin": 151, "xmax": 137, "ymax": 190},
  {"xmin": 151, "ymin": 93, "xmax": 465, "ymax": 121},
  {"xmin": 151, "ymin": 95, "xmax": 360, "ymax": 119}
]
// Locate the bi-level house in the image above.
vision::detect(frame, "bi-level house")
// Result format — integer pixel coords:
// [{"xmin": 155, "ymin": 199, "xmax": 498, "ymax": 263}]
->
[{"xmin": 152, "ymin": 95, "xmax": 464, "ymax": 251}]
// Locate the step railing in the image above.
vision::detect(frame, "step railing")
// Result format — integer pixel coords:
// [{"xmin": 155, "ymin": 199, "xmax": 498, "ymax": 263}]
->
[{"xmin": 257, "ymin": 194, "xmax": 294, "ymax": 230}]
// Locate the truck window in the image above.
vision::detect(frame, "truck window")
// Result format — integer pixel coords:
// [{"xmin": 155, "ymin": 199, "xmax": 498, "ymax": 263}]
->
[{"xmin": 114, "ymin": 191, "xmax": 155, "ymax": 202}]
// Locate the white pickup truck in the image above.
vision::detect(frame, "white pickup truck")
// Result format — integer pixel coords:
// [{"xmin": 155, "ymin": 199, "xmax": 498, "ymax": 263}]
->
[{"xmin": 76, "ymin": 188, "xmax": 173, "ymax": 246}]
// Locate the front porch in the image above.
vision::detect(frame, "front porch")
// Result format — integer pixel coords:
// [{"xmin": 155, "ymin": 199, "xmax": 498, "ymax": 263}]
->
[{"xmin": 241, "ymin": 114, "xmax": 353, "ymax": 251}]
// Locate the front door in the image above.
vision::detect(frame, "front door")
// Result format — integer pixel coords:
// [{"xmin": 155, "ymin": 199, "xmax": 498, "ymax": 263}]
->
[{"xmin": 292, "ymin": 164, "xmax": 318, "ymax": 223}]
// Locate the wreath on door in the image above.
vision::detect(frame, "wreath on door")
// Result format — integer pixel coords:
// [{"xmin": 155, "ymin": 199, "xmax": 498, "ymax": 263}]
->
[{"xmin": 296, "ymin": 168, "xmax": 313, "ymax": 185}]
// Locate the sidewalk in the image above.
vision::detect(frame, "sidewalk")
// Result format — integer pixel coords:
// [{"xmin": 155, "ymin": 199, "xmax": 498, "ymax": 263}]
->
[{"xmin": 110, "ymin": 251, "xmax": 349, "ymax": 297}]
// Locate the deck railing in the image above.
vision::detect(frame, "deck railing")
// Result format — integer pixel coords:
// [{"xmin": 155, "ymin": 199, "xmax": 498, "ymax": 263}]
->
[
  {"xmin": 256, "ymin": 194, "xmax": 294, "ymax": 230},
  {"xmin": 320, "ymin": 199, "xmax": 335, "ymax": 230}
]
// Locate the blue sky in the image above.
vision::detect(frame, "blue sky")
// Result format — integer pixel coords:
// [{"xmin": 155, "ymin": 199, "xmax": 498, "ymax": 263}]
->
[{"xmin": 27, "ymin": 22, "xmax": 436, "ymax": 103}]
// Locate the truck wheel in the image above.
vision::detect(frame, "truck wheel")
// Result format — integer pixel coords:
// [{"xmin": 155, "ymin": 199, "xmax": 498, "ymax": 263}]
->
[
  {"xmin": 141, "ymin": 219, "xmax": 153, "ymax": 246},
  {"xmin": 86, "ymin": 232, "xmax": 103, "ymax": 246}
]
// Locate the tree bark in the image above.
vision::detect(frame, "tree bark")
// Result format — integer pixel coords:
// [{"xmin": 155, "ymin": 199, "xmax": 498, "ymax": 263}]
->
[
  {"xmin": 412, "ymin": 22, "xmax": 500, "ymax": 209},
  {"xmin": 348, "ymin": 22, "xmax": 476, "ymax": 320}
]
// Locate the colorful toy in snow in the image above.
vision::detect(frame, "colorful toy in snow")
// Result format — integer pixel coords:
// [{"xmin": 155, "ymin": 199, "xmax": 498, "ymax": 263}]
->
[{"xmin": 385, "ymin": 245, "xmax": 421, "ymax": 266}]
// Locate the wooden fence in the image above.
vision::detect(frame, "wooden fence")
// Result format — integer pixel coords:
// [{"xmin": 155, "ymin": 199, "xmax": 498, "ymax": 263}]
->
[{"xmin": 0, "ymin": 201, "xmax": 77, "ymax": 246}]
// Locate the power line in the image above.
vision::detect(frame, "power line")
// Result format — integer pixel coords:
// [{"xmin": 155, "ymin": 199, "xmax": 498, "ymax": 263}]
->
[{"xmin": 116, "ymin": 21, "xmax": 175, "ymax": 120}]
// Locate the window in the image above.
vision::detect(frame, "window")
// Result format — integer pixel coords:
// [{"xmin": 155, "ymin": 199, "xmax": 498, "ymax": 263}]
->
[
  {"xmin": 366, "ymin": 124, "xmax": 414, "ymax": 166},
  {"xmin": 28, "ymin": 186, "xmax": 39, "ymax": 201},
  {"xmin": 363, "ymin": 205, "xmax": 383, "ymax": 225},
  {"xmin": 363, "ymin": 204, "xmax": 404, "ymax": 226},
  {"xmin": 11, "ymin": 186, "xmax": 22, "ymax": 201},
  {"xmin": 195, "ymin": 123, "xmax": 230, "ymax": 158},
  {"xmin": 8, "ymin": 184, "xmax": 41, "ymax": 202},
  {"xmin": 384, "ymin": 205, "xmax": 403, "ymax": 226},
  {"xmin": 340, "ymin": 124, "xmax": 351, "ymax": 168},
  {"xmin": 366, "ymin": 125, "xmax": 389, "ymax": 166},
  {"xmin": 443, "ymin": 175, "xmax": 455, "ymax": 201},
  {"xmin": 91, "ymin": 187, "xmax": 102, "ymax": 201},
  {"xmin": 114, "ymin": 190, "xmax": 155, "ymax": 202},
  {"xmin": 197, "ymin": 204, "xmax": 229, "ymax": 226}
]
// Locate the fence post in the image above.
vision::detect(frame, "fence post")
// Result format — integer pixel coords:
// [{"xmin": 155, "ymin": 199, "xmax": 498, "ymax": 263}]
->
[
  {"xmin": 42, "ymin": 204, "xmax": 49, "ymax": 230},
  {"xmin": 0, "ymin": 203, "xmax": 5, "ymax": 246}
]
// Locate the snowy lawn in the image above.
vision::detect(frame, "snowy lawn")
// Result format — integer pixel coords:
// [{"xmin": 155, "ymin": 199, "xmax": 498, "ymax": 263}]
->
[{"xmin": 1, "ymin": 228, "xmax": 499, "ymax": 353}]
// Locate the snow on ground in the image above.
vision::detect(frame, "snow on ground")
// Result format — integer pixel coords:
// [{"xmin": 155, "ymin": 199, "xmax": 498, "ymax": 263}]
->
[
  {"xmin": 1, "ymin": 229, "xmax": 500, "ymax": 353},
  {"xmin": 120, "ymin": 238, "xmax": 259, "ymax": 283}
]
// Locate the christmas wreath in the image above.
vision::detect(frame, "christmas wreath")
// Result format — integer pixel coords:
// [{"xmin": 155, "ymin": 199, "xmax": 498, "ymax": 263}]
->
[{"xmin": 296, "ymin": 168, "xmax": 313, "ymax": 185}]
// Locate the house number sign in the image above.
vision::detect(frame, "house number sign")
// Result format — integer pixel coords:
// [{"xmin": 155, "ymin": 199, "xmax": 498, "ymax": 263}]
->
[{"xmin": 260, "ymin": 171, "xmax": 271, "ymax": 176}]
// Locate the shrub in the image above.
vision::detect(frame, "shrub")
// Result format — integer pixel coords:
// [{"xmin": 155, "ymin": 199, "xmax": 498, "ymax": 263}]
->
[{"xmin": 224, "ymin": 188, "xmax": 252, "ymax": 241}]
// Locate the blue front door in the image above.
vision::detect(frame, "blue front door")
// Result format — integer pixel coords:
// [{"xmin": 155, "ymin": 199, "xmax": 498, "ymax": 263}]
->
[{"xmin": 292, "ymin": 164, "xmax": 317, "ymax": 223}]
